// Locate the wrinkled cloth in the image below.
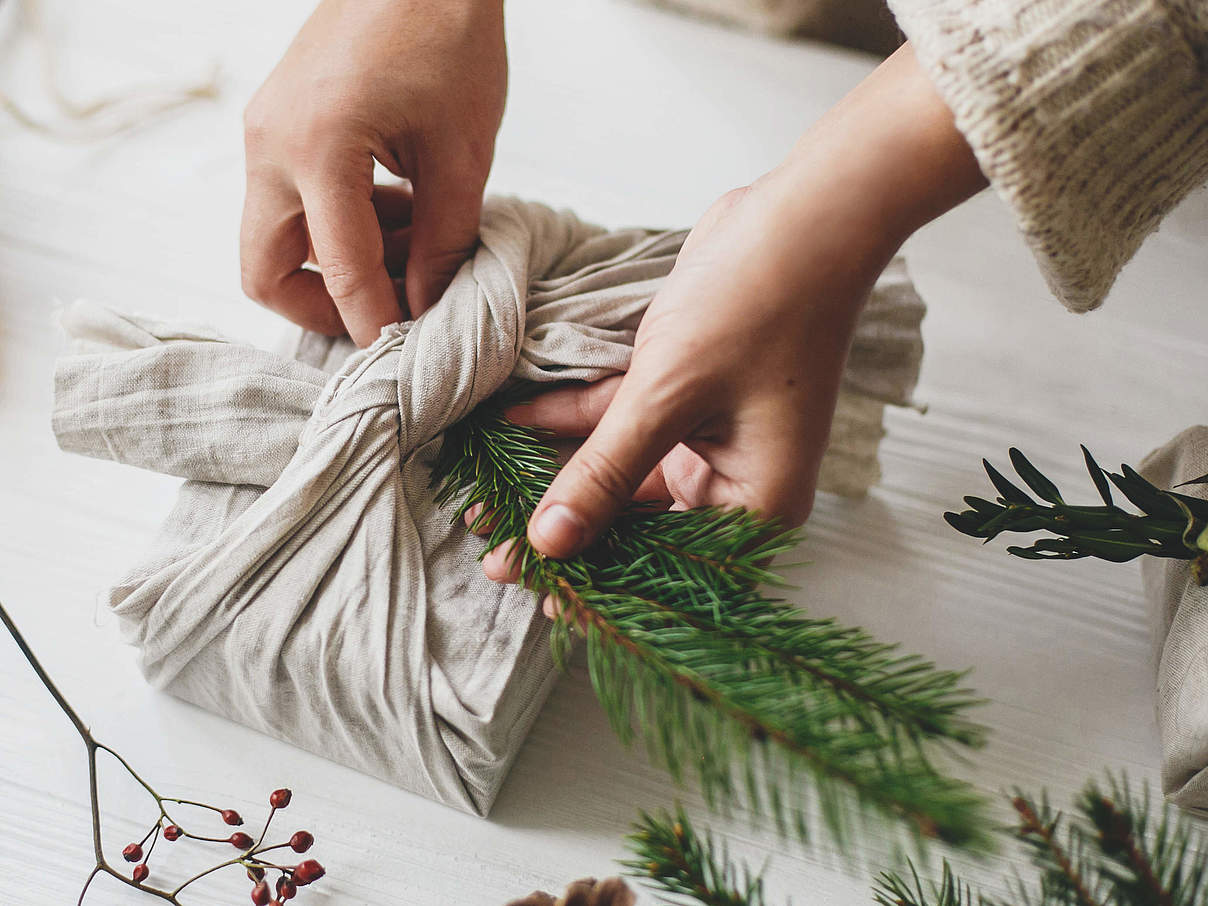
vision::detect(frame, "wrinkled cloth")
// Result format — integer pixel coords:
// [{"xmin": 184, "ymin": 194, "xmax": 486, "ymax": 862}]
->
[
  {"xmin": 1141, "ymin": 426, "xmax": 1208, "ymax": 813},
  {"xmin": 52, "ymin": 197, "xmax": 926, "ymax": 815}
]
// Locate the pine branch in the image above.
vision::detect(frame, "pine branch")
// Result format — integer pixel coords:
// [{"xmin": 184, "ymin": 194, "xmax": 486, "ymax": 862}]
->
[
  {"xmin": 878, "ymin": 775, "xmax": 1208, "ymax": 906},
  {"xmin": 873, "ymin": 862, "xmax": 978, "ymax": 906},
  {"xmin": 623, "ymin": 807, "xmax": 766, "ymax": 906},
  {"xmin": 1078, "ymin": 775, "xmax": 1208, "ymax": 906},
  {"xmin": 556, "ymin": 775, "xmax": 1208, "ymax": 906},
  {"xmin": 945, "ymin": 447, "xmax": 1208, "ymax": 582},
  {"xmin": 432, "ymin": 394, "xmax": 990, "ymax": 850},
  {"xmin": 1008, "ymin": 790, "xmax": 1106, "ymax": 906}
]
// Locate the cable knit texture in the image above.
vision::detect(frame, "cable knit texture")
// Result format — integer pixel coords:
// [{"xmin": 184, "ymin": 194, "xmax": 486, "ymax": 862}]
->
[{"xmin": 888, "ymin": 0, "xmax": 1208, "ymax": 312}]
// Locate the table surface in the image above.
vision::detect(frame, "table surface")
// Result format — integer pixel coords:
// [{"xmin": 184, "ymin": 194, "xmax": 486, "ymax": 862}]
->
[{"xmin": 4, "ymin": 1, "xmax": 1208, "ymax": 903}]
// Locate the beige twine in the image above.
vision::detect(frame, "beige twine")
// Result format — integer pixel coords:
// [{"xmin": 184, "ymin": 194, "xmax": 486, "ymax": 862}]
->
[{"xmin": 0, "ymin": 0, "xmax": 219, "ymax": 141}]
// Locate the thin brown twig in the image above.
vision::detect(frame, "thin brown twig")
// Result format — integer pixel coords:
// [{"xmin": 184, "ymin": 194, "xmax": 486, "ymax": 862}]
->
[
  {"xmin": 0, "ymin": 599, "xmax": 317, "ymax": 904},
  {"xmin": 1093, "ymin": 795, "xmax": 1173, "ymax": 906},
  {"xmin": 1012, "ymin": 796, "xmax": 1103, "ymax": 906}
]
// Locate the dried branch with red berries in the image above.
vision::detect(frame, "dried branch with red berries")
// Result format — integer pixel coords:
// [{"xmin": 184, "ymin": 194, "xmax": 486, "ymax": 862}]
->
[{"xmin": 0, "ymin": 601, "xmax": 326, "ymax": 905}]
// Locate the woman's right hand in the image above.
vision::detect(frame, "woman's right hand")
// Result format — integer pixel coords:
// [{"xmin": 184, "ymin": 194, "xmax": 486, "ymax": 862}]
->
[{"xmin": 240, "ymin": 0, "xmax": 507, "ymax": 346}]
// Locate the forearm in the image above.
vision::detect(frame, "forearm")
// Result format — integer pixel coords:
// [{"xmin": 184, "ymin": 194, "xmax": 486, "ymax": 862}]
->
[{"xmin": 735, "ymin": 44, "xmax": 986, "ymax": 323}]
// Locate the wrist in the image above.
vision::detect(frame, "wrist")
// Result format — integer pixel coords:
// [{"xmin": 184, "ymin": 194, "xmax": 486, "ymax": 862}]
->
[{"xmin": 770, "ymin": 43, "xmax": 986, "ymax": 261}]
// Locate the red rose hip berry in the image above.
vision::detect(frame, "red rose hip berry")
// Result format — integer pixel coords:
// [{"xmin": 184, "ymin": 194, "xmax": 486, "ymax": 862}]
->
[
  {"xmin": 250, "ymin": 880, "xmax": 272, "ymax": 905},
  {"xmin": 289, "ymin": 830, "xmax": 314, "ymax": 853},
  {"xmin": 162, "ymin": 824, "xmax": 182, "ymax": 842},
  {"xmin": 132, "ymin": 863, "xmax": 149, "ymax": 884},
  {"xmin": 221, "ymin": 809, "xmax": 244, "ymax": 826},
  {"xmin": 269, "ymin": 788, "xmax": 292, "ymax": 809},
  {"xmin": 122, "ymin": 843, "xmax": 143, "ymax": 863},
  {"xmin": 229, "ymin": 831, "xmax": 255, "ymax": 850},
  {"xmin": 293, "ymin": 859, "xmax": 325, "ymax": 886}
]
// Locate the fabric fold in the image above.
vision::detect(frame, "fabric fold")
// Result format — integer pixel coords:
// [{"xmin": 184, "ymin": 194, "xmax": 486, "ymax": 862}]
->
[{"xmin": 1141, "ymin": 427, "xmax": 1208, "ymax": 814}]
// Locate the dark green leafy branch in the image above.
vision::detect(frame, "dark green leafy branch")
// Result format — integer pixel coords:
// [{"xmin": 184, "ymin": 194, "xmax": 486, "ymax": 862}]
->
[
  {"xmin": 945, "ymin": 447, "xmax": 1208, "ymax": 583},
  {"xmin": 433, "ymin": 394, "xmax": 990, "ymax": 850},
  {"xmin": 621, "ymin": 776, "xmax": 1208, "ymax": 906}
]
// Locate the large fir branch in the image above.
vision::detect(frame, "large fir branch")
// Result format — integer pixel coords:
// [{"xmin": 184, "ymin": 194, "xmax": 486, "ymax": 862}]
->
[
  {"xmin": 946, "ymin": 447, "xmax": 1208, "ymax": 582},
  {"xmin": 432, "ymin": 394, "xmax": 990, "ymax": 849}
]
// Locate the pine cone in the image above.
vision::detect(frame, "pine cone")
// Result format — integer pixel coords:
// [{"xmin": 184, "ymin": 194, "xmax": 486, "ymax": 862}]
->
[{"xmin": 503, "ymin": 876, "xmax": 636, "ymax": 906}]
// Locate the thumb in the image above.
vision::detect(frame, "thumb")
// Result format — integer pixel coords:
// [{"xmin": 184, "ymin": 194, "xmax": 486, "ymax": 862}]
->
[
  {"xmin": 404, "ymin": 157, "xmax": 486, "ymax": 318},
  {"xmin": 528, "ymin": 375, "xmax": 698, "ymax": 559}
]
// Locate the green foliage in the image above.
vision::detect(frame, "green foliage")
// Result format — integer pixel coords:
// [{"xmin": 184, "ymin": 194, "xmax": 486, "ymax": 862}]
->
[
  {"xmin": 432, "ymin": 393, "xmax": 990, "ymax": 851},
  {"xmin": 873, "ymin": 862, "xmax": 978, "ymax": 906},
  {"xmin": 624, "ymin": 806, "xmax": 766, "ymax": 906},
  {"xmin": 945, "ymin": 447, "xmax": 1208, "ymax": 569},
  {"xmin": 625, "ymin": 776, "xmax": 1208, "ymax": 906},
  {"xmin": 880, "ymin": 775, "xmax": 1208, "ymax": 906}
]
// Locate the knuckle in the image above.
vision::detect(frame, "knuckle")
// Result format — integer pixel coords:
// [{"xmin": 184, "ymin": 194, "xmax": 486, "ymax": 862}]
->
[
  {"xmin": 572, "ymin": 447, "xmax": 635, "ymax": 508},
  {"xmin": 319, "ymin": 260, "xmax": 373, "ymax": 302},
  {"xmin": 242, "ymin": 97, "xmax": 274, "ymax": 150},
  {"xmin": 573, "ymin": 391, "xmax": 596, "ymax": 432},
  {"xmin": 716, "ymin": 185, "xmax": 751, "ymax": 209},
  {"xmin": 239, "ymin": 260, "xmax": 276, "ymax": 303},
  {"xmin": 748, "ymin": 478, "xmax": 814, "ymax": 528}
]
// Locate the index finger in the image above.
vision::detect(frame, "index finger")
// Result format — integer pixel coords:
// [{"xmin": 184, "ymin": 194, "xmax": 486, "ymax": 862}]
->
[{"xmin": 299, "ymin": 165, "xmax": 404, "ymax": 347}]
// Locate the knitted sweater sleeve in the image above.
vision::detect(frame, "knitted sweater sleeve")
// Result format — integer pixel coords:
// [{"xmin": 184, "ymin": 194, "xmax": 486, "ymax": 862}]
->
[{"xmin": 885, "ymin": 0, "xmax": 1208, "ymax": 312}]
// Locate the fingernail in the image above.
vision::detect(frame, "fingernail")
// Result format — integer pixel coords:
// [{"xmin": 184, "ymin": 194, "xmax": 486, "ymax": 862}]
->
[{"xmin": 533, "ymin": 504, "xmax": 585, "ymax": 555}]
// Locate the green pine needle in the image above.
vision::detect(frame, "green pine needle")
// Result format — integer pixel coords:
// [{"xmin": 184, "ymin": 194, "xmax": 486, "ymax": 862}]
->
[
  {"xmin": 432, "ymin": 392, "xmax": 990, "ymax": 851},
  {"xmin": 873, "ymin": 862, "xmax": 978, "ymax": 906}
]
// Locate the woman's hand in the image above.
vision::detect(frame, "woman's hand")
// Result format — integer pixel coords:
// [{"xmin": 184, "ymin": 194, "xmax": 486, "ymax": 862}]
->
[
  {"xmin": 472, "ymin": 44, "xmax": 987, "ymax": 594},
  {"xmin": 240, "ymin": 0, "xmax": 507, "ymax": 346}
]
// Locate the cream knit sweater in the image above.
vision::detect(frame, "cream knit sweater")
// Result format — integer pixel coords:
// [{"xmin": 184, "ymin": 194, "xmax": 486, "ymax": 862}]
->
[{"xmin": 887, "ymin": 0, "xmax": 1208, "ymax": 312}]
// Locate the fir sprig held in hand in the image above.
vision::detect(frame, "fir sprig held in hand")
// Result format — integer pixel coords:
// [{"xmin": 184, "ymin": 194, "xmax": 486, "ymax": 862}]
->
[
  {"xmin": 432, "ymin": 393, "xmax": 990, "ymax": 851},
  {"xmin": 946, "ymin": 446, "xmax": 1208, "ymax": 583}
]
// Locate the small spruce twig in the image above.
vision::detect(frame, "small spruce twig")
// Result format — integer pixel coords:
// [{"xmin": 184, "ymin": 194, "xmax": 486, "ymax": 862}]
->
[
  {"xmin": 433, "ymin": 394, "xmax": 990, "ymax": 850},
  {"xmin": 1009, "ymin": 791, "xmax": 1104, "ymax": 906},
  {"xmin": 872, "ymin": 861, "xmax": 976, "ymax": 906},
  {"xmin": 945, "ymin": 447, "xmax": 1208, "ymax": 583},
  {"xmin": 623, "ymin": 806, "xmax": 765, "ymax": 906},
  {"xmin": 0, "ymin": 600, "xmax": 324, "ymax": 905}
]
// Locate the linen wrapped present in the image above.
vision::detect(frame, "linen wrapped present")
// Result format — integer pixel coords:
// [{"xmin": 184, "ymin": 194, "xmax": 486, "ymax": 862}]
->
[
  {"xmin": 1141, "ymin": 426, "xmax": 1208, "ymax": 814},
  {"xmin": 52, "ymin": 196, "xmax": 926, "ymax": 815}
]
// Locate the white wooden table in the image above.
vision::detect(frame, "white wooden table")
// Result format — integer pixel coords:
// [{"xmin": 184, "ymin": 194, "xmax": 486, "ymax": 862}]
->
[{"xmin": 3, "ymin": 1, "xmax": 1207, "ymax": 903}]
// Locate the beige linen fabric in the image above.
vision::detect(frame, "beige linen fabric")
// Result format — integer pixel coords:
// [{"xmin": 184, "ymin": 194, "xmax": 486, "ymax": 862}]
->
[
  {"xmin": 1141, "ymin": 427, "xmax": 1208, "ymax": 813},
  {"xmin": 52, "ymin": 196, "xmax": 925, "ymax": 816},
  {"xmin": 888, "ymin": 0, "xmax": 1208, "ymax": 313}
]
